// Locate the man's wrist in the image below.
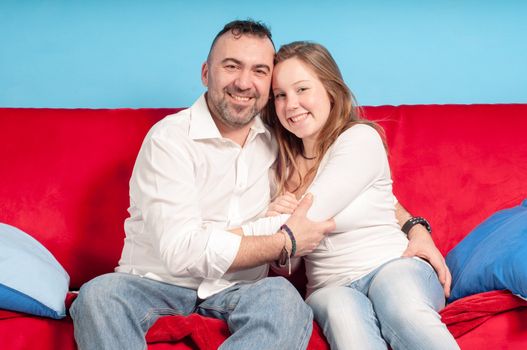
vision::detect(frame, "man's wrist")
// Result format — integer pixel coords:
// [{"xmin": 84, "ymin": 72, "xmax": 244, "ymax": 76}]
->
[
  {"xmin": 402, "ymin": 216, "xmax": 432, "ymax": 236},
  {"xmin": 275, "ymin": 230, "xmax": 292, "ymax": 274},
  {"xmin": 280, "ymin": 224, "xmax": 296, "ymax": 257}
]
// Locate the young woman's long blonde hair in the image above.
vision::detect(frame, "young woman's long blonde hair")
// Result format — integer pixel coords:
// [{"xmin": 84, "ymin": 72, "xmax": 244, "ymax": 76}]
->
[{"xmin": 263, "ymin": 41, "xmax": 385, "ymax": 197}]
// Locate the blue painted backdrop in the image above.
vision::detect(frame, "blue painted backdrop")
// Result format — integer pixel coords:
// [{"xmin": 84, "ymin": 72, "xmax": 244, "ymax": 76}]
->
[{"xmin": 1, "ymin": 0, "xmax": 526, "ymax": 108}]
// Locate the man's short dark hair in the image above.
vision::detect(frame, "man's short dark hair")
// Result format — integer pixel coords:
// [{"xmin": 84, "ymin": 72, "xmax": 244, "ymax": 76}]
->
[{"xmin": 208, "ymin": 19, "xmax": 274, "ymax": 59}]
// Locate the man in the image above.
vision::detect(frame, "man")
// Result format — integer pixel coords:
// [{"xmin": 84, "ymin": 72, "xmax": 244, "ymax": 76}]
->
[{"xmin": 71, "ymin": 20, "xmax": 450, "ymax": 350}]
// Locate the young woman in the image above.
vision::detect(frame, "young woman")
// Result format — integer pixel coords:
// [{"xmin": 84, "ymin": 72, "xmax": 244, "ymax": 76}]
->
[{"xmin": 243, "ymin": 41, "xmax": 459, "ymax": 350}]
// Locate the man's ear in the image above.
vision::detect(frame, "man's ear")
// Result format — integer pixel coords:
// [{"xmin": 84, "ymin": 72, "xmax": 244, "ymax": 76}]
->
[{"xmin": 201, "ymin": 61, "xmax": 209, "ymax": 87}]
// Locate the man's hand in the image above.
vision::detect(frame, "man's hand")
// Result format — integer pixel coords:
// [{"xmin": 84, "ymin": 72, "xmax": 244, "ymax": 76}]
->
[
  {"xmin": 284, "ymin": 193, "xmax": 335, "ymax": 256},
  {"xmin": 266, "ymin": 192, "xmax": 299, "ymax": 216},
  {"xmin": 402, "ymin": 225, "xmax": 452, "ymax": 298}
]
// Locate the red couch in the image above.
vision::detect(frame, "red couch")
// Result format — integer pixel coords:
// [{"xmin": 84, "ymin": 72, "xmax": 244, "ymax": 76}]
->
[{"xmin": 1, "ymin": 104, "xmax": 526, "ymax": 349}]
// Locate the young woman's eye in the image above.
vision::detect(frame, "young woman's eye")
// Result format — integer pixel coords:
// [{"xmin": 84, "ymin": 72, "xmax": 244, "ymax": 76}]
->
[
  {"xmin": 297, "ymin": 87, "xmax": 309, "ymax": 93},
  {"xmin": 274, "ymin": 92, "xmax": 285, "ymax": 99}
]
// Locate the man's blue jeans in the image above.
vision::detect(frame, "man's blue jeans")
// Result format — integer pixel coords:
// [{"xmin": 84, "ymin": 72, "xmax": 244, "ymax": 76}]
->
[
  {"xmin": 306, "ymin": 258, "xmax": 460, "ymax": 350},
  {"xmin": 70, "ymin": 273, "xmax": 313, "ymax": 350}
]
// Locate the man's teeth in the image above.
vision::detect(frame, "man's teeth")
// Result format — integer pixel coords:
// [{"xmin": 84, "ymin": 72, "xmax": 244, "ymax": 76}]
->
[{"xmin": 231, "ymin": 94, "xmax": 251, "ymax": 102}]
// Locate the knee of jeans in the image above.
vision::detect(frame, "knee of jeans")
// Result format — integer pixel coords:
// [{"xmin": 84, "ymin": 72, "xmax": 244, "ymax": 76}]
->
[
  {"xmin": 307, "ymin": 287, "xmax": 347, "ymax": 318},
  {"xmin": 259, "ymin": 277, "xmax": 310, "ymax": 316},
  {"xmin": 72, "ymin": 274, "xmax": 124, "ymax": 315},
  {"xmin": 261, "ymin": 277, "xmax": 298, "ymax": 298},
  {"xmin": 380, "ymin": 258, "xmax": 434, "ymax": 278}
]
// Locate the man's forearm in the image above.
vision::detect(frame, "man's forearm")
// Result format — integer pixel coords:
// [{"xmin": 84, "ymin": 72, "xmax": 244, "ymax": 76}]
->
[
  {"xmin": 395, "ymin": 201, "xmax": 412, "ymax": 228},
  {"xmin": 395, "ymin": 202, "xmax": 430, "ymax": 239},
  {"xmin": 227, "ymin": 233, "xmax": 284, "ymax": 272},
  {"xmin": 227, "ymin": 193, "xmax": 335, "ymax": 273}
]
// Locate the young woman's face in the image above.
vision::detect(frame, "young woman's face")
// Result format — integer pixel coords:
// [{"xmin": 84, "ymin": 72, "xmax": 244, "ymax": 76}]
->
[{"xmin": 272, "ymin": 57, "xmax": 332, "ymax": 145}]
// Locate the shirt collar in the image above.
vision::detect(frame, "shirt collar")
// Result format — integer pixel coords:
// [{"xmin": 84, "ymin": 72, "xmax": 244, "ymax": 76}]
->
[
  {"xmin": 188, "ymin": 93, "xmax": 272, "ymax": 142},
  {"xmin": 188, "ymin": 94, "xmax": 222, "ymax": 140}
]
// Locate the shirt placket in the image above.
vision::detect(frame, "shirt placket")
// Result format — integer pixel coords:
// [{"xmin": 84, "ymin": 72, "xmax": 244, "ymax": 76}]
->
[{"xmin": 227, "ymin": 147, "xmax": 249, "ymax": 228}]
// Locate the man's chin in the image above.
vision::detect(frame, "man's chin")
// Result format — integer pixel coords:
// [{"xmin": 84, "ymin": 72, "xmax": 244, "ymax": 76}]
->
[
  {"xmin": 225, "ymin": 115, "xmax": 256, "ymax": 128},
  {"xmin": 226, "ymin": 108, "xmax": 259, "ymax": 125}
]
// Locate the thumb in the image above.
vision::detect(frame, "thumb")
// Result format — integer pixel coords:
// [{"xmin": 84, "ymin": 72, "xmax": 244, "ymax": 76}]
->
[
  {"xmin": 401, "ymin": 246, "xmax": 414, "ymax": 258},
  {"xmin": 323, "ymin": 218, "xmax": 336, "ymax": 234},
  {"xmin": 293, "ymin": 193, "xmax": 313, "ymax": 216}
]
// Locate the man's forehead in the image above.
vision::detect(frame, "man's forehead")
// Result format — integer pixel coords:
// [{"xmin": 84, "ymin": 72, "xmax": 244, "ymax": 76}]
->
[{"xmin": 210, "ymin": 32, "xmax": 275, "ymax": 65}]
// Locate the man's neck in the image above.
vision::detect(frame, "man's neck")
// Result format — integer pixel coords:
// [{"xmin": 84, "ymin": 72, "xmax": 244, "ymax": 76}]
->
[{"xmin": 217, "ymin": 121, "xmax": 253, "ymax": 147}]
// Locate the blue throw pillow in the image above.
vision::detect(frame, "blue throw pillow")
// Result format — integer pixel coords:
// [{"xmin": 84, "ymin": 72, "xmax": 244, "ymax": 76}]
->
[
  {"xmin": 446, "ymin": 199, "xmax": 527, "ymax": 303},
  {"xmin": 0, "ymin": 223, "xmax": 69, "ymax": 318}
]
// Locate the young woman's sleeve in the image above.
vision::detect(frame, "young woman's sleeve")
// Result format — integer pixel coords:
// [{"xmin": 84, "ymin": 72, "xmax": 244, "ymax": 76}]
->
[{"xmin": 306, "ymin": 124, "xmax": 388, "ymax": 222}]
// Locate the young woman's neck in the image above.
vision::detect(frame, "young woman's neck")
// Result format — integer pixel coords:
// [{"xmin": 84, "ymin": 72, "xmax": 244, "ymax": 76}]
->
[{"xmin": 302, "ymin": 138, "xmax": 317, "ymax": 159}]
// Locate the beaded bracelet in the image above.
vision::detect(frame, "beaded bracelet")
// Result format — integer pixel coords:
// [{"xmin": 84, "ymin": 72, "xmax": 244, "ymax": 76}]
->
[
  {"xmin": 280, "ymin": 224, "xmax": 296, "ymax": 257},
  {"xmin": 277, "ymin": 230, "xmax": 289, "ymax": 266},
  {"xmin": 275, "ymin": 230, "xmax": 292, "ymax": 275}
]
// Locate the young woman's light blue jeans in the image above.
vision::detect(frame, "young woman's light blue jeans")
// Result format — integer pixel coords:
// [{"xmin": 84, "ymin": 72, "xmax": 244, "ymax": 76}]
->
[
  {"xmin": 306, "ymin": 257, "xmax": 459, "ymax": 350},
  {"xmin": 70, "ymin": 273, "xmax": 313, "ymax": 350}
]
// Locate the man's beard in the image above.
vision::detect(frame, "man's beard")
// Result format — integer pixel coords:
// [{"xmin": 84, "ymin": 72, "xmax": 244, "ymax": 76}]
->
[
  {"xmin": 209, "ymin": 86, "xmax": 264, "ymax": 128},
  {"xmin": 215, "ymin": 98, "xmax": 260, "ymax": 128}
]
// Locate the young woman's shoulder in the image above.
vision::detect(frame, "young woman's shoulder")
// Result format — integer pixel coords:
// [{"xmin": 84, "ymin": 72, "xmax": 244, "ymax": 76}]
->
[{"xmin": 336, "ymin": 123, "xmax": 383, "ymax": 147}]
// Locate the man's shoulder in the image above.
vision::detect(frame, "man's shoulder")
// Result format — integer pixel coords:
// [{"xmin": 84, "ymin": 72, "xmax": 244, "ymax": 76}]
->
[{"xmin": 149, "ymin": 108, "xmax": 192, "ymax": 141}]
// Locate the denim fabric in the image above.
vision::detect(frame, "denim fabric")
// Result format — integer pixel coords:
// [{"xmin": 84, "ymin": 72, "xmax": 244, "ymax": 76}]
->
[
  {"xmin": 306, "ymin": 258, "xmax": 459, "ymax": 350},
  {"xmin": 70, "ymin": 273, "xmax": 313, "ymax": 350}
]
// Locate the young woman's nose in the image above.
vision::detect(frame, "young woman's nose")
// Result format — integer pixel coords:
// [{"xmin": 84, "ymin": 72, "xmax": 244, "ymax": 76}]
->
[{"xmin": 286, "ymin": 95, "xmax": 299, "ymax": 111}]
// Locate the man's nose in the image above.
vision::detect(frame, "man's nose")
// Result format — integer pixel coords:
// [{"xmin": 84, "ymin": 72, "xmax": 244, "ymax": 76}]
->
[{"xmin": 234, "ymin": 69, "xmax": 252, "ymax": 91}]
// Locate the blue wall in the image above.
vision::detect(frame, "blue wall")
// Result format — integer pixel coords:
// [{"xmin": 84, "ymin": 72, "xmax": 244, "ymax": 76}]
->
[{"xmin": 1, "ymin": 0, "xmax": 526, "ymax": 108}]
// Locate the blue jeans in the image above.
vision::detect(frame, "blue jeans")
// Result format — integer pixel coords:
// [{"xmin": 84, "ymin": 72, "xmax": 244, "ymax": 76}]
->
[
  {"xmin": 70, "ymin": 273, "xmax": 313, "ymax": 350},
  {"xmin": 306, "ymin": 258, "xmax": 459, "ymax": 350}
]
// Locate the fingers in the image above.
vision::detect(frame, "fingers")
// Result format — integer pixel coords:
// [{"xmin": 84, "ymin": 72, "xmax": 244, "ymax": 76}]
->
[
  {"xmin": 293, "ymin": 192, "xmax": 313, "ymax": 217},
  {"xmin": 283, "ymin": 191, "xmax": 298, "ymax": 201},
  {"xmin": 271, "ymin": 200, "xmax": 297, "ymax": 214},
  {"xmin": 279, "ymin": 193, "xmax": 299, "ymax": 208},
  {"xmin": 322, "ymin": 218, "xmax": 336, "ymax": 234},
  {"xmin": 401, "ymin": 246, "xmax": 414, "ymax": 258},
  {"xmin": 443, "ymin": 264, "xmax": 452, "ymax": 298},
  {"xmin": 426, "ymin": 253, "xmax": 453, "ymax": 298},
  {"xmin": 429, "ymin": 254, "xmax": 446, "ymax": 284},
  {"xmin": 268, "ymin": 192, "xmax": 299, "ymax": 215}
]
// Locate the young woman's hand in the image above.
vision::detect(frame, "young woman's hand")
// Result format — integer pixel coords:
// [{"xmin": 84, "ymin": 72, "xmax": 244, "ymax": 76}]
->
[{"xmin": 266, "ymin": 192, "xmax": 299, "ymax": 216}]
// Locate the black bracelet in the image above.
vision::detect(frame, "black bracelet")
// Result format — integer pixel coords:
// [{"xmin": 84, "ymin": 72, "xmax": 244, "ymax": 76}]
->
[
  {"xmin": 401, "ymin": 216, "xmax": 432, "ymax": 235},
  {"xmin": 280, "ymin": 224, "xmax": 296, "ymax": 257}
]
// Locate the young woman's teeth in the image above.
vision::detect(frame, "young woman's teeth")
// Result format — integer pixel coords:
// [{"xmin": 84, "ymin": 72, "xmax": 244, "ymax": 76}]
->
[{"xmin": 291, "ymin": 113, "xmax": 308, "ymax": 123}]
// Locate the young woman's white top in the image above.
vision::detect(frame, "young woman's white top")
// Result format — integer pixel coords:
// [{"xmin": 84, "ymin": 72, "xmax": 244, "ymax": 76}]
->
[{"xmin": 243, "ymin": 123, "xmax": 408, "ymax": 296}]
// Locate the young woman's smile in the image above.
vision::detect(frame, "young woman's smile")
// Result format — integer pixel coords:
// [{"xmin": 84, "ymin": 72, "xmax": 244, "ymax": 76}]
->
[{"xmin": 272, "ymin": 57, "xmax": 332, "ymax": 151}]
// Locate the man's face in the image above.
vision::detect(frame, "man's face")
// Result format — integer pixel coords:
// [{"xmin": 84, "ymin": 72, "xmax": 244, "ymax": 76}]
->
[{"xmin": 202, "ymin": 32, "xmax": 275, "ymax": 130}]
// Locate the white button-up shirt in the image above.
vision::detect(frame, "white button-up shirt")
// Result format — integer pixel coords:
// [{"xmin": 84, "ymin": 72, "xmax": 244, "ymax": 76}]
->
[{"xmin": 117, "ymin": 94, "xmax": 277, "ymax": 299}]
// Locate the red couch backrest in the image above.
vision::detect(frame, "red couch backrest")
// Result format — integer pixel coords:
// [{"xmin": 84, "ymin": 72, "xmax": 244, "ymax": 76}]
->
[
  {"xmin": 0, "ymin": 108, "xmax": 179, "ymax": 289},
  {"xmin": 366, "ymin": 104, "xmax": 527, "ymax": 255},
  {"xmin": 1, "ymin": 105, "xmax": 526, "ymax": 290}
]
